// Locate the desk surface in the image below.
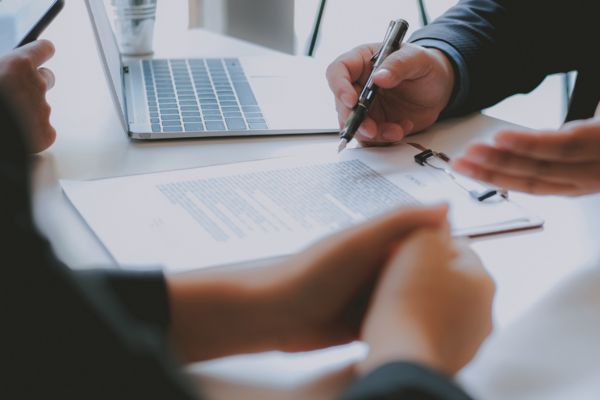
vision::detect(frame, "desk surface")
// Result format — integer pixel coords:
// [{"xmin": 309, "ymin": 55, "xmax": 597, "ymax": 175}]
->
[{"xmin": 39, "ymin": 1, "xmax": 600, "ymax": 400}]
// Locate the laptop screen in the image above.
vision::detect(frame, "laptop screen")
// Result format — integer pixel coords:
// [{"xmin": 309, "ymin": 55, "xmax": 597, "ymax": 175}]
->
[
  {"xmin": 0, "ymin": 0, "xmax": 59, "ymax": 56},
  {"xmin": 84, "ymin": 0, "xmax": 127, "ymax": 131}
]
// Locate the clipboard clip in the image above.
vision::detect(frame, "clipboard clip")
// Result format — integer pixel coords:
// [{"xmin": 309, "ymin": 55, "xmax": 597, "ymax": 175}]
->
[{"xmin": 409, "ymin": 143, "xmax": 509, "ymax": 201}]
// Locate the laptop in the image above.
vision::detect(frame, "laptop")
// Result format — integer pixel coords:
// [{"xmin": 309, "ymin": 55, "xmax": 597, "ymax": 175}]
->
[{"xmin": 84, "ymin": 0, "xmax": 339, "ymax": 140}]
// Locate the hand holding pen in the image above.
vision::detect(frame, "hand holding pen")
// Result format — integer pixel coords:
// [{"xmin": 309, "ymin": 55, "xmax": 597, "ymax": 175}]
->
[
  {"xmin": 326, "ymin": 23, "xmax": 456, "ymax": 148},
  {"xmin": 337, "ymin": 19, "xmax": 409, "ymax": 152}
]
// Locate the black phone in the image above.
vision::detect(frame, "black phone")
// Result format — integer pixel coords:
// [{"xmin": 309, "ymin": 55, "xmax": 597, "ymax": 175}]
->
[{"xmin": 0, "ymin": 0, "xmax": 65, "ymax": 57}]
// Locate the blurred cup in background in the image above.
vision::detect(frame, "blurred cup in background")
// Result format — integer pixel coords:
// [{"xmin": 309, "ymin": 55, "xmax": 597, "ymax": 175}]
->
[{"xmin": 111, "ymin": 0, "xmax": 157, "ymax": 55}]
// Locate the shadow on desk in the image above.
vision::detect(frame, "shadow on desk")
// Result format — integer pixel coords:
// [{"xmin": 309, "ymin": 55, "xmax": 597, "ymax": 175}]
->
[{"xmin": 191, "ymin": 364, "xmax": 355, "ymax": 400}]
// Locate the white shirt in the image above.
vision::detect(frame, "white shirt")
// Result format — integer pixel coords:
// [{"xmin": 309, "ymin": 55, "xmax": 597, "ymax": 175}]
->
[{"xmin": 459, "ymin": 262, "xmax": 600, "ymax": 400}]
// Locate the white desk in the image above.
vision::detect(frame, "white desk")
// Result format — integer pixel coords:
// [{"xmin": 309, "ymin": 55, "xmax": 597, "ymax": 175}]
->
[{"xmin": 38, "ymin": 1, "xmax": 600, "ymax": 400}]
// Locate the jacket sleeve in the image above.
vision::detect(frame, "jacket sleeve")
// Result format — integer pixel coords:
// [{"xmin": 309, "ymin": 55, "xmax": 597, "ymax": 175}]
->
[
  {"xmin": 338, "ymin": 363, "xmax": 473, "ymax": 400},
  {"xmin": 408, "ymin": 0, "xmax": 599, "ymax": 117},
  {"xmin": 0, "ymin": 97, "xmax": 199, "ymax": 399},
  {"xmin": 77, "ymin": 269, "xmax": 170, "ymax": 330}
]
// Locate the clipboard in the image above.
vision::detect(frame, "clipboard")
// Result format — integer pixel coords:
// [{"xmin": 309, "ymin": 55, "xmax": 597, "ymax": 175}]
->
[{"xmin": 407, "ymin": 143, "xmax": 544, "ymax": 238}]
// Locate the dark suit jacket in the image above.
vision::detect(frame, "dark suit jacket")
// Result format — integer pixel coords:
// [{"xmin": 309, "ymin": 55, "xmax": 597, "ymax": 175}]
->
[
  {"xmin": 409, "ymin": 0, "xmax": 600, "ymax": 122},
  {"xmin": 0, "ymin": 97, "xmax": 471, "ymax": 399}
]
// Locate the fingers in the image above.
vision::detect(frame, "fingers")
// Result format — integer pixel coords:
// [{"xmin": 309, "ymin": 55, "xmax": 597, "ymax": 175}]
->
[
  {"xmin": 309, "ymin": 204, "xmax": 449, "ymax": 264},
  {"xmin": 356, "ymin": 117, "xmax": 378, "ymax": 140},
  {"xmin": 494, "ymin": 123, "xmax": 600, "ymax": 162},
  {"xmin": 453, "ymin": 122, "xmax": 600, "ymax": 196},
  {"xmin": 0, "ymin": 40, "xmax": 57, "ymax": 154},
  {"xmin": 394, "ymin": 223, "xmax": 451, "ymax": 263},
  {"xmin": 303, "ymin": 204, "xmax": 450, "ymax": 267},
  {"xmin": 334, "ymin": 89, "xmax": 412, "ymax": 144},
  {"xmin": 335, "ymin": 95, "xmax": 379, "ymax": 140},
  {"xmin": 374, "ymin": 224, "xmax": 454, "ymax": 291},
  {"xmin": 450, "ymin": 243, "xmax": 495, "ymax": 299},
  {"xmin": 328, "ymin": 60, "xmax": 358, "ymax": 109},
  {"xmin": 393, "ymin": 226, "xmax": 487, "ymax": 279},
  {"xmin": 38, "ymin": 68, "xmax": 55, "ymax": 91},
  {"xmin": 327, "ymin": 44, "xmax": 378, "ymax": 109},
  {"xmin": 329, "ymin": 45, "xmax": 379, "ymax": 141},
  {"xmin": 359, "ymin": 204, "xmax": 449, "ymax": 243},
  {"xmin": 14, "ymin": 40, "xmax": 55, "ymax": 68},
  {"xmin": 451, "ymin": 239, "xmax": 485, "ymax": 274},
  {"xmin": 335, "ymin": 97, "xmax": 411, "ymax": 145},
  {"xmin": 457, "ymin": 143, "xmax": 600, "ymax": 185},
  {"xmin": 356, "ymin": 121, "xmax": 413, "ymax": 147},
  {"xmin": 452, "ymin": 158, "xmax": 579, "ymax": 195}
]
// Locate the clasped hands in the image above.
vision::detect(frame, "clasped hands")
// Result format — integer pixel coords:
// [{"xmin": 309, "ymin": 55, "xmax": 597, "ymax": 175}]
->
[{"xmin": 166, "ymin": 205, "xmax": 495, "ymax": 377}]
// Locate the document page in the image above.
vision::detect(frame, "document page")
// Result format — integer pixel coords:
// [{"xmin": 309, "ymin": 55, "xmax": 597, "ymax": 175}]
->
[{"xmin": 61, "ymin": 145, "xmax": 542, "ymax": 272}]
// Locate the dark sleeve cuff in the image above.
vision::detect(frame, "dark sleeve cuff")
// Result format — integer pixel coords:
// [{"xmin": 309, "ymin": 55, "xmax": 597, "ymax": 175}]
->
[
  {"xmin": 76, "ymin": 269, "xmax": 170, "ymax": 331},
  {"xmin": 338, "ymin": 362, "xmax": 473, "ymax": 400},
  {"xmin": 410, "ymin": 39, "xmax": 470, "ymax": 118}
]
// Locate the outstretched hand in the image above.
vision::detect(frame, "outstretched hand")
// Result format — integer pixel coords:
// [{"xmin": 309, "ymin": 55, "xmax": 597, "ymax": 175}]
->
[
  {"xmin": 0, "ymin": 40, "xmax": 56, "ymax": 153},
  {"xmin": 453, "ymin": 108, "xmax": 600, "ymax": 196},
  {"xmin": 326, "ymin": 43, "xmax": 455, "ymax": 147}
]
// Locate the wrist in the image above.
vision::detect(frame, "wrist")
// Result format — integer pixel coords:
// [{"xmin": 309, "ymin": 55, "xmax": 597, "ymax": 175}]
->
[
  {"xmin": 427, "ymin": 48, "xmax": 456, "ymax": 112},
  {"xmin": 359, "ymin": 340, "xmax": 445, "ymax": 378},
  {"xmin": 358, "ymin": 310, "xmax": 451, "ymax": 377},
  {"xmin": 166, "ymin": 268, "xmax": 283, "ymax": 362},
  {"xmin": 413, "ymin": 39, "xmax": 470, "ymax": 116}
]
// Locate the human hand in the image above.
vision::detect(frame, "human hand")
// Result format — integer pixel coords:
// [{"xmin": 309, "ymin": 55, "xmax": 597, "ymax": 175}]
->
[
  {"xmin": 358, "ymin": 225, "xmax": 495, "ymax": 376},
  {"xmin": 0, "ymin": 40, "xmax": 56, "ymax": 153},
  {"xmin": 452, "ymin": 106, "xmax": 600, "ymax": 196},
  {"xmin": 167, "ymin": 205, "xmax": 449, "ymax": 363},
  {"xmin": 326, "ymin": 43, "xmax": 455, "ymax": 147}
]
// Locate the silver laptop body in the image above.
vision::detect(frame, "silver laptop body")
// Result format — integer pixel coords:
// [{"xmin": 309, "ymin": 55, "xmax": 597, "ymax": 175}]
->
[{"xmin": 85, "ymin": 0, "xmax": 339, "ymax": 140}]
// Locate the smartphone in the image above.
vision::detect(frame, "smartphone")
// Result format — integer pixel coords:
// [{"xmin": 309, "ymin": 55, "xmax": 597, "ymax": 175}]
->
[{"xmin": 0, "ymin": 0, "xmax": 65, "ymax": 57}]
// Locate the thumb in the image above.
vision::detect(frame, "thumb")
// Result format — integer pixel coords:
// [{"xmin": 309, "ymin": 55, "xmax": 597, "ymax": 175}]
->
[
  {"xmin": 38, "ymin": 68, "xmax": 55, "ymax": 91},
  {"xmin": 595, "ymin": 101, "xmax": 600, "ymax": 118},
  {"xmin": 371, "ymin": 43, "xmax": 431, "ymax": 89},
  {"xmin": 377, "ymin": 222, "xmax": 453, "ymax": 294},
  {"xmin": 14, "ymin": 40, "xmax": 55, "ymax": 68},
  {"xmin": 403, "ymin": 222, "xmax": 452, "ymax": 264},
  {"xmin": 451, "ymin": 239, "xmax": 483, "ymax": 271}
]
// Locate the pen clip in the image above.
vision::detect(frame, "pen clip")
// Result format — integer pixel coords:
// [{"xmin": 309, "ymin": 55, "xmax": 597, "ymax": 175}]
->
[{"xmin": 371, "ymin": 20, "xmax": 396, "ymax": 62}]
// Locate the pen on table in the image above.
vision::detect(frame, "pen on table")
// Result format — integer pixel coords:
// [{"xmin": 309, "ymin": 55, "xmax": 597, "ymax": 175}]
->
[{"xmin": 338, "ymin": 19, "xmax": 409, "ymax": 153}]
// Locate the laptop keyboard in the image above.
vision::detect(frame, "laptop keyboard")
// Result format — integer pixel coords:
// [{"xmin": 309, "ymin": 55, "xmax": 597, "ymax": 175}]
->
[{"xmin": 142, "ymin": 58, "xmax": 269, "ymax": 133}]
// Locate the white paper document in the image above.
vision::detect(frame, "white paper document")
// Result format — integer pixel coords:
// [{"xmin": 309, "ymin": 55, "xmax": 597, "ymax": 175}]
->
[{"xmin": 61, "ymin": 145, "xmax": 543, "ymax": 273}]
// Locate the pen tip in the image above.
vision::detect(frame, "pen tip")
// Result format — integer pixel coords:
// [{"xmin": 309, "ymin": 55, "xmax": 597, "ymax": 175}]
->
[{"xmin": 338, "ymin": 138, "xmax": 348, "ymax": 153}]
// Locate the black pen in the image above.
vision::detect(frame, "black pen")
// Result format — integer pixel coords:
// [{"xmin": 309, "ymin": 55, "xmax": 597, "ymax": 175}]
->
[{"xmin": 338, "ymin": 19, "xmax": 409, "ymax": 152}]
